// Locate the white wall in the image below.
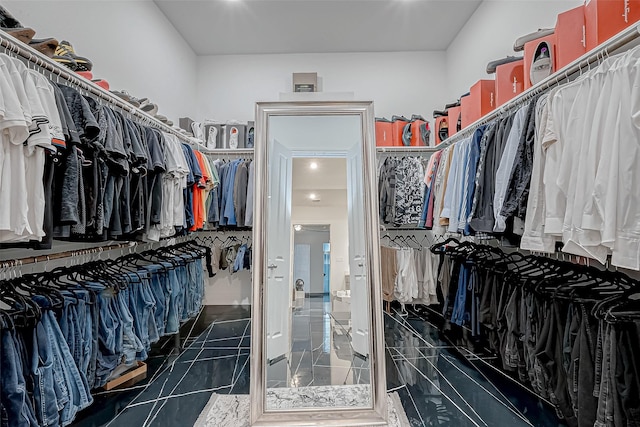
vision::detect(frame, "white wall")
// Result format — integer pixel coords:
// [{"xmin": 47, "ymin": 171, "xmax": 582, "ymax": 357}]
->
[
  {"xmin": 292, "ymin": 206, "xmax": 349, "ymax": 295},
  {"xmin": 203, "ymin": 269, "xmax": 252, "ymax": 306},
  {"xmin": 196, "ymin": 51, "xmax": 449, "ymax": 125},
  {"xmin": 446, "ymin": 0, "xmax": 583, "ymax": 100},
  {"xmin": 294, "ymin": 229, "xmax": 330, "ymax": 294},
  {"xmin": 5, "ymin": 0, "xmax": 198, "ymax": 122}
]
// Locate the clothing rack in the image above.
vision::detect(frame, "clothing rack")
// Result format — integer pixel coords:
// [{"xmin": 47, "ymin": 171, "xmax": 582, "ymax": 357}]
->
[
  {"xmin": 0, "ymin": 235, "xmax": 195, "ymax": 269},
  {"xmin": 204, "ymin": 148, "xmax": 255, "ymax": 159},
  {"xmin": 380, "ymin": 226, "xmax": 429, "ymax": 232},
  {"xmin": 438, "ymin": 22, "xmax": 640, "ymax": 149},
  {"xmin": 0, "ymin": 31, "xmax": 210, "ymax": 153},
  {"xmin": 376, "ymin": 146, "xmax": 438, "ymax": 155}
]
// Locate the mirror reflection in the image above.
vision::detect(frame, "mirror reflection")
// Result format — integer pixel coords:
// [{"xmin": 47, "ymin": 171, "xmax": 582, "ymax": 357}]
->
[{"xmin": 264, "ymin": 115, "xmax": 372, "ymax": 410}]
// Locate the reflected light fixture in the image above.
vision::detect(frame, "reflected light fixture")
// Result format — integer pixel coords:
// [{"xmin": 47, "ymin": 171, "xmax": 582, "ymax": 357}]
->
[
  {"xmin": 308, "ymin": 193, "xmax": 317, "ymax": 200},
  {"xmin": 309, "ymin": 161, "xmax": 318, "ymax": 170},
  {"xmin": 294, "ymin": 224, "xmax": 302, "ymax": 231}
]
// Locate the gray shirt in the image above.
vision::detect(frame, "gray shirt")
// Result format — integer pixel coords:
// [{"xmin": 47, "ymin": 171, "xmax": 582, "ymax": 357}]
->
[
  {"xmin": 469, "ymin": 114, "xmax": 514, "ymax": 233},
  {"xmin": 244, "ymin": 160, "xmax": 254, "ymax": 227},
  {"xmin": 233, "ymin": 161, "xmax": 249, "ymax": 226}
]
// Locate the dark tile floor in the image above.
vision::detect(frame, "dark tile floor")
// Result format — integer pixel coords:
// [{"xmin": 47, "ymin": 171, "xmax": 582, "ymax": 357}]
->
[
  {"xmin": 267, "ymin": 296, "xmax": 371, "ymax": 389},
  {"xmin": 384, "ymin": 308, "xmax": 568, "ymax": 427},
  {"xmin": 71, "ymin": 304, "xmax": 567, "ymax": 427},
  {"xmin": 71, "ymin": 306, "xmax": 251, "ymax": 427}
]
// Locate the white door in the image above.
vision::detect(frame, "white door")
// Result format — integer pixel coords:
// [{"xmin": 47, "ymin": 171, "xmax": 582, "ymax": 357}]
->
[
  {"xmin": 347, "ymin": 144, "xmax": 370, "ymax": 358},
  {"xmin": 266, "ymin": 140, "xmax": 293, "ymax": 362}
]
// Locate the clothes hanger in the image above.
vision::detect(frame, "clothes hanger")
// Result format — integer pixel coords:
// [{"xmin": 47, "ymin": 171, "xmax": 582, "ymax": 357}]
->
[
  {"xmin": 0, "ymin": 278, "xmax": 42, "ymax": 325},
  {"xmin": 407, "ymin": 234, "xmax": 421, "ymax": 249},
  {"xmin": 70, "ymin": 260, "xmax": 122, "ymax": 290},
  {"xmin": 429, "ymin": 237, "xmax": 460, "ymax": 253},
  {"xmin": 14, "ymin": 273, "xmax": 68, "ymax": 308},
  {"xmin": 419, "ymin": 233, "xmax": 432, "ymax": 248},
  {"xmin": 141, "ymin": 248, "xmax": 180, "ymax": 268}
]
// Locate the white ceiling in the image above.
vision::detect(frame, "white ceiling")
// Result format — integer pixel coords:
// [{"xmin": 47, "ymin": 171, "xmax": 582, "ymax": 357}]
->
[
  {"xmin": 154, "ymin": 0, "xmax": 483, "ymax": 55},
  {"xmin": 292, "ymin": 157, "xmax": 347, "ymax": 207}
]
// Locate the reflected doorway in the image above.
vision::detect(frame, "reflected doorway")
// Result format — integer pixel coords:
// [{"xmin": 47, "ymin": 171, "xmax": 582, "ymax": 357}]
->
[
  {"xmin": 323, "ymin": 242, "xmax": 331, "ymax": 295},
  {"xmin": 293, "ymin": 225, "xmax": 330, "ymax": 297}
]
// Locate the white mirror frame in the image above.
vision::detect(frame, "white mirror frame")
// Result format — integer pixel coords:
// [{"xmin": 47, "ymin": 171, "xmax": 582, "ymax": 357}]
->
[{"xmin": 250, "ymin": 101, "xmax": 387, "ymax": 426}]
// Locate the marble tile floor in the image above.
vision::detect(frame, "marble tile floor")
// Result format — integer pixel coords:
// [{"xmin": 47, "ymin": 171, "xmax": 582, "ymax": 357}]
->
[{"xmin": 71, "ymin": 304, "xmax": 567, "ymax": 427}]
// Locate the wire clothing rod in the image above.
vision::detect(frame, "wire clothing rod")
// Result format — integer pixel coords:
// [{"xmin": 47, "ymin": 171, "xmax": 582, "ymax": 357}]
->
[
  {"xmin": 0, "ymin": 31, "xmax": 209, "ymax": 151},
  {"xmin": 204, "ymin": 149, "xmax": 255, "ymax": 156},
  {"xmin": 436, "ymin": 23, "xmax": 640, "ymax": 150},
  {"xmin": 0, "ymin": 235, "xmax": 197, "ymax": 268},
  {"xmin": 376, "ymin": 146, "xmax": 439, "ymax": 155}
]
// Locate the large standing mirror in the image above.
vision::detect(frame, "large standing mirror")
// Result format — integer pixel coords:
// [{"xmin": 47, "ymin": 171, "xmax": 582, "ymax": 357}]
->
[{"xmin": 251, "ymin": 102, "xmax": 387, "ymax": 426}]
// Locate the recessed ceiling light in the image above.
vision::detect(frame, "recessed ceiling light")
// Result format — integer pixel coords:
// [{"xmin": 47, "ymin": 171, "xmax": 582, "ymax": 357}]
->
[
  {"xmin": 309, "ymin": 193, "xmax": 317, "ymax": 200},
  {"xmin": 294, "ymin": 224, "xmax": 302, "ymax": 231},
  {"xmin": 310, "ymin": 162, "xmax": 318, "ymax": 170}
]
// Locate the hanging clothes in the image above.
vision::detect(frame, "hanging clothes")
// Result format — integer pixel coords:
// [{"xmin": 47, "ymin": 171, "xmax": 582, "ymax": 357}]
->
[
  {"xmin": 206, "ymin": 237, "xmax": 252, "ymax": 274},
  {"xmin": 395, "ymin": 247, "xmax": 418, "ymax": 303},
  {"xmin": 380, "ymin": 245, "xmax": 398, "ymax": 302},
  {"xmin": 205, "ymin": 158, "xmax": 253, "ymax": 230},
  {"xmin": 380, "ymin": 242, "xmax": 441, "ymax": 306},
  {"xmin": 0, "ymin": 52, "xmax": 215, "ymax": 248},
  {"xmin": 0, "ymin": 243, "xmax": 206, "ymax": 427},
  {"xmin": 429, "ymin": 241, "xmax": 640, "ymax": 427},
  {"xmin": 378, "ymin": 156, "xmax": 425, "ymax": 227}
]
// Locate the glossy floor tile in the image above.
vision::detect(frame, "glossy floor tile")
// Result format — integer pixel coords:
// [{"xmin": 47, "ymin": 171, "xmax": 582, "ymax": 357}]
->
[
  {"xmin": 71, "ymin": 306, "xmax": 251, "ymax": 427},
  {"xmin": 266, "ymin": 296, "xmax": 371, "ymax": 389},
  {"xmin": 384, "ymin": 307, "xmax": 568, "ymax": 427},
  {"xmin": 72, "ymin": 304, "xmax": 567, "ymax": 427}
]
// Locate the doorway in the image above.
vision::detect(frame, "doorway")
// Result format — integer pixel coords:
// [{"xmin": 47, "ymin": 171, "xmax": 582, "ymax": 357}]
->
[
  {"xmin": 323, "ymin": 242, "xmax": 331, "ymax": 295},
  {"xmin": 293, "ymin": 224, "xmax": 330, "ymax": 297}
]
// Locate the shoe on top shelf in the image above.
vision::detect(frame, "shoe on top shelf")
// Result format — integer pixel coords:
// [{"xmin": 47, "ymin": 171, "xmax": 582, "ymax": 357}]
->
[
  {"xmin": 140, "ymin": 99, "xmax": 158, "ymax": 116},
  {"xmin": 154, "ymin": 114, "xmax": 173, "ymax": 126},
  {"xmin": 128, "ymin": 97, "xmax": 141, "ymax": 108},
  {"xmin": 0, "ymin": 5, "xmax": 22, "ymax": 29},
  {"xmin": 29, "ymin": 37, "xmax": 58, "ymax": 58},
  {"xmin": 0, "ymin": 4, "xmax": 37, "ymax": 44},
  {"xmin": 2, "ymin": 27, "xmax": 35, "ymax": 44},
  {"xmin": 54, "ymin": 40, "xmax": 93, "ymax": 71},
  {"xmin": 111, "ymin": 90, "xmax": 131, "ymax": 101},
  {"xmin": 53, "ymin": 52, "xmax": 78, "ymax": 71},
  {"xmin": 92, "ymin": 79, "xmax": 109, "ymax": 90},
  {"xmin": 76, "ymin": 70, "xmax": 93, "ymax": 80}
]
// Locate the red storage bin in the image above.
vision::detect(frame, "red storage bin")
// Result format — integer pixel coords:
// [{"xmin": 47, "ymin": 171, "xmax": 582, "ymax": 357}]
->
[
  {"xmin": 391, "ymin": 116, "xmax": 409, "ymax": 147},
  {"xmin": 409, "ymin": 119, "xmax": 430, "ymax": 146},
  {"xmin": 585, "ymin": 0, "xmax": 640, "ymax": 51},
  {"xmin": 462, "ymin": 80, "xmax": 496, "ymax": 128},
  {"xmin": 447, "ymin": 106, "xmax": 462, "ymax": 137},
  {"xmin": 459, "ymin": 94, "xmax": 470, "ymax": 130},
  {"xmin": 524, "ymin": 34, "xmax": 556, "ymax": 89},
  {"xmin": 375, "ymin": 118, "xmax": 393, "ymax": 146},
  {"xmin": 434, "ymin": 116, "xmax": 449, "ymax": 145},
  {"xmin": 495, "ymin": 59, "xmax": 524, "ymax": 107},
  {"xmin": 555, "ymin": 5, "xmax": 587, "ymax": 69}
]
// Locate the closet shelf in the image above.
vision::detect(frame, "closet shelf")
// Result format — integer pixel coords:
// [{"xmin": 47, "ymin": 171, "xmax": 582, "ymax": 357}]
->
[
  {"xmin": 376, "ymin": 146, "xmax": 438, "ymax": 155},
  {"xmin": 438, "ymin": 22, "xmax": 640, "ymax": 149},
  {"xmin": 0, "ymin": 31, "xmax": 201, "ymax": 149},
  {"xmin": 204, "ymin": 148, "xmax": 255, "ymax": 156},
  {"xmin": 0, "ymin": 235, "xmax": 195, "ymax": 266}
]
